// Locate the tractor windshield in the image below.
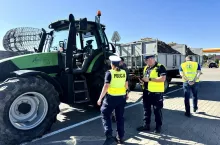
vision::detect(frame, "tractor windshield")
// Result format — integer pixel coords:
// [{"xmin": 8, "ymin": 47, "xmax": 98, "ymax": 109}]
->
[
  {"xmin": 47, "ymin": 19, "xmax": 109, "ymax": 53},
  {"xmin": 49, "ymin": 30, "xmax": 69, "ymax": 52},
  {"xmin": 48, "ymin": 25, "xmax": 100, "ymax": 52},
  {"xmin": 76, "ymin": 32, "xmax": 98, "ymax": 50}
]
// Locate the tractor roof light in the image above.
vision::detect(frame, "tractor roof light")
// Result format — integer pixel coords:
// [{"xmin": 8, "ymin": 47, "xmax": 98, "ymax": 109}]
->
[{"xmin": 97, "ymin": 10, "xmax": 101, "ymax": 17}]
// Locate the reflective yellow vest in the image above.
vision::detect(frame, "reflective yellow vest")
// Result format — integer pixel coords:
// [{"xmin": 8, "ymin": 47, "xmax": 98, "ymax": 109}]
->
[
  {"xmin": 107, "ymin": 69, "xmax": 127, "ymax": 96},
  {"xmin": 142, "ymin": 63, "xmax": 165, "ymax": 92},
  {"xmin": 181, "ymin": 61, "xmax": 199, "ymax": 82}
]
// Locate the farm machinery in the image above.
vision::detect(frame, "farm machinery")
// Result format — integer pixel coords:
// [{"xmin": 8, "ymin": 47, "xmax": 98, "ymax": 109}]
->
[{"xmin": 0, "ymin": 11, "xmax": 115, "ymax": 144}]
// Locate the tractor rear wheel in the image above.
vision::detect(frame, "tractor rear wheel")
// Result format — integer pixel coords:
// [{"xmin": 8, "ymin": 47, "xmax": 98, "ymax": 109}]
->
[
  {"xmin": 88, "ymin": 63, "xmax": 110, "ymax": 108},
  {"xmin": 89, "ymin": 74, "xmax": 104, "ymax": 108},
  {"xmin": 0, "ymin": 76, "xmax": 60, "ymax": 145},
  {"xmin": 129, "ymin": 81, "xmax": 136, "ymax": 91}
]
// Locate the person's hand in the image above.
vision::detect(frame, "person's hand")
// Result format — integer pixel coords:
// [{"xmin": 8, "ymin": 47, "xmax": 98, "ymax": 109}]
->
[
  {"xmin": 188, "ymin": 81, "xmax": 194, "ymax": 86},
  {"xmin": 142, "ymin": 77, "xmax": 149, "ymax": 82},
  {"xmin": 59, "ymin": 47, "xmax": 64, "ymax": 52},
  {"xmin": 126, "ymin": 94, "xmax": 129, "ymax": 100},
  {"xmin": 139, "ymin": 78, "xmax": 144, "ymax": 85},
  {"xmin": 97, "ymin": 98, "xmax": 102, "ymax": 106}
]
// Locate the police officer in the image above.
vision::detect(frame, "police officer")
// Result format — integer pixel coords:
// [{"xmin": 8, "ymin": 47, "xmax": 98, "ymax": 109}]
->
[
  {"xmin": 111, "ymin": 57, "xmax": 129, "ymax": 122},
  {"xmin": 179, "ymin": 55, "xmax": 202, "ymax": 117},
  {"xmin": 137, "ymin": 54, "xmax": 166, "ymax": 133},
  {"xmin": 97, "ymin": 55, "xmax": 129, "ymax": 144}
]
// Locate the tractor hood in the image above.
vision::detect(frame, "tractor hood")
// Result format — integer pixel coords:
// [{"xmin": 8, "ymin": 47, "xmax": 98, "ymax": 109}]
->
[
  {"xmin": 0, "ymin": 52, "xmax": 60, "ymax": 82},
  {"xmin": 0, "ymin": 50, "xmax": 22, "ymax": 60}
]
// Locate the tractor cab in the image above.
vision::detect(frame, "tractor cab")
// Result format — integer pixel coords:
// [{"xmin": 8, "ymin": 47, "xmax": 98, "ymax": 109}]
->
[
  {"xmin": 57, "ymin": 31, "xmax": 97, "ymax": 68},
  {"xmin": 45, "ymin": 11, "xmax": 113, "ymax": 72},
  {"xmin": 41, "ymin": 12, "xmax": 116, "ymax": 104}
]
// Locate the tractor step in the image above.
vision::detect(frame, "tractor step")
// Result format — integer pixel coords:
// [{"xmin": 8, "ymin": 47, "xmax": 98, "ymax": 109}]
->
[
  {"xmin": 74, "ymin": 98, "xmax": 90, "ymax": 104},
  {"xmin": 73, "ymin": 76, "xmax": 90, "ymax": 104},
  {"xmin": 74, "ymin": 80, "xmax": 85, "ymax": 83},
  {"xmin": 75, "ymin": 90, "xmax": 88, "ymax": 93}
]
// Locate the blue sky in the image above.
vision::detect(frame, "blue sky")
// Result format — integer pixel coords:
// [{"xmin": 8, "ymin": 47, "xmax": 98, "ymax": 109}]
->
[{"xmin": 0, "ymin": 0, "xmax": 220, "ymax": 51}]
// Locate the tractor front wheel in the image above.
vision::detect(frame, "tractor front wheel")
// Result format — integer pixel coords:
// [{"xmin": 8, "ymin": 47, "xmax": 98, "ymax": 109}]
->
[{"xmin": 0, "ymin": 77, "xmax": 60, "ymax": 145}]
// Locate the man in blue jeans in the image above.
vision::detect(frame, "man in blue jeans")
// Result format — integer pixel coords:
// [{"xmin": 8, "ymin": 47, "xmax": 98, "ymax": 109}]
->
[{"xmin": 179, "ymin": 56, "xmax": 202, "ymax": 117}]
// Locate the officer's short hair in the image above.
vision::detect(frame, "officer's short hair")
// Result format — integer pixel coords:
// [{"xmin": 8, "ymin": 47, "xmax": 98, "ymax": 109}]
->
[
  {"xmin": 120, "ymin": 57, "xmax": 124, "ymax": 61},
  {"xmin": 186, "ymin": 55, "xmax": 192, "ymax": 61}
]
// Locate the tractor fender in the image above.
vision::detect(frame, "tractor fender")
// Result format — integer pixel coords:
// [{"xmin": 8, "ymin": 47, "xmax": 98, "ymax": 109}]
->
[{"xmin": 10, "ymin": 70, "xmax": 63, "ymax": 97}]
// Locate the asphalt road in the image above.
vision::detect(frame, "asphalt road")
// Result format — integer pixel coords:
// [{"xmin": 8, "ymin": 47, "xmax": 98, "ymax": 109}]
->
[{"xmin": 24, "ymin": 68, "xmax": 220, "ymax": 145}]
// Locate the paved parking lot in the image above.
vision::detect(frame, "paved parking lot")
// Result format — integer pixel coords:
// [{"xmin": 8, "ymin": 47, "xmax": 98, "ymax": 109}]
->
[{"xmin": 25, "ymin": 68, "xmax": 220, "ymax": 145}]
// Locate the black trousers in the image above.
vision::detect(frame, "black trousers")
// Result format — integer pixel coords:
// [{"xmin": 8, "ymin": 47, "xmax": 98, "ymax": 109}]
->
[
  {"xmin": 143, "ymin": 90, "xmax": 163, "ymax": 126},
  {"xmin": 101, "ymin": 94, "xmax": 126, "ymax": 138}
]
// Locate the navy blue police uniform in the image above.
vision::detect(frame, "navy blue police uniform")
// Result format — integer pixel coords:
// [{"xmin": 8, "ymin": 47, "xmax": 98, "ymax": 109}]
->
[
  {"xmin": 137, "ymin": 55, "xmax": 166, "ymax": 133},
  {"xmin": 100, "ymin": 55, "xmax": 129, "ymax": 144}
]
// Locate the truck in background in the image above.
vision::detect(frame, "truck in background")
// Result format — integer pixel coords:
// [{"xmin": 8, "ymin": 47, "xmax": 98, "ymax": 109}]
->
[
  {"xmin": 115, "ymin": 38, "xmax": 203, "ymax": 92},
  {"xmin": 168, "ymin": 43, "xmax": 203, "ymax": 66},
  {"xmin": 189, "ymin": 48, "xmax": 203, "ymax": 66}
]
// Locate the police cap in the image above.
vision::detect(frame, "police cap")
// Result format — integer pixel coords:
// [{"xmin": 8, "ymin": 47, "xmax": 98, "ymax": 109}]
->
[
  {"xmin": 109, "ymin": 55, "xmax": 121, "ymax": 67},
  {"xmin": 144, "ymin": 54, "xmax": 155, "ymax": 60}
]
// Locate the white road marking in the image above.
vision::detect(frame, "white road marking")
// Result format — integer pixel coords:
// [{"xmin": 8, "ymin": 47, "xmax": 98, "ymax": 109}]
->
[
  {"xmin": 21, "ymin": 87, "xmax": 182, "ymax": 144},
  {"xmin": 165, "ymin": 87, "xmax": 182, "ymax": 95},
  {"xmin": 125, "ymin": 101, "xmax": 141, "ymax": 109}
]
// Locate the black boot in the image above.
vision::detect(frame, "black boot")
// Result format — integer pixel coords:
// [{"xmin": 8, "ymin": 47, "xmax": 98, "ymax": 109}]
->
[
  {"xmin": 136, "ymin": 124, "xmax": 150, "ymax": 131},
  {"xmin": 103, "ymin": 135, "xmax": 116, "ymax": 145},
  {"xmin": 154, "ymin": 126, "xmax": 161, "ymax": 133},
  {"xmin": 193, "ymin": 107, "xmax": 198, "ymax": 113},
  {"xmin": 115, "ymin": 136, "xmax": 125, "ymax": 144},
  {"xmin": 185, "ymin": 112, "xmax": 191, "ymax": 117}
]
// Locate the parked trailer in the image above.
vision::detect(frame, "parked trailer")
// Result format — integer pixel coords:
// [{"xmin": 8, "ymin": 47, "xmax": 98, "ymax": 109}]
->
[
  {"xmin": 116, "ymin": 38, "xmax": 182, "ymax": 92},
  {"xmin": 189, "ymin": 48, "xmax": 203, "ymax": 66},
  {"xmin": 168, "ymin": 43, "xmax": 202, "ymax": 66}
]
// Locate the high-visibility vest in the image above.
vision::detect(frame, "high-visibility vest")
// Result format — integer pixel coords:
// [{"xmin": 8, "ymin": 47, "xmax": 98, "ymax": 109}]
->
[
  {"xmin": 181, "ymin": 61, "xmax": 199, "ymax": 82},
  {"xmin": 107, "ymin": 69, "xmax": 127, "ymax": 96},
  {"xmin": 142, "ymin": 63, "xmax": 165, "ymax": 92}
]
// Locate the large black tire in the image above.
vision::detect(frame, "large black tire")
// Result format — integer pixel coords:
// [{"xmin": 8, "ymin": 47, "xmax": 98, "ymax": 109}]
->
[
  {"xmin": 89, "ymin": 73, "xmax": 104, "ymax": 108},
  {"xmin": 0, "ymin": 76, "xmax": 60, "ymax": 145},
  {"xmin": 129, "ymin": 81, "xmax": 136, "ymax": 91},
  {"xmin": 87, "ymin": 63, "xmax": 110, "ymax": 108},
  {"xmin": 164, "ymin": 78, "xmax": 169, "ymax": 93}
]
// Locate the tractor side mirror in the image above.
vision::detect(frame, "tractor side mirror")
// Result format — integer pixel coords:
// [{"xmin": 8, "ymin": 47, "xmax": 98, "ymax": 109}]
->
[
  {"xmin": 79, "ymin": 18, "xmax": 87, "ymax": 31},
  {"xmin": 109, "ymin": 43, "xmax": 116, "ymax": 53},
  {"xmin": 59, "ymin": 41, "xmax": 64, "ymax": 48},
  {"xmin": 64, "ymin": 39, "xmax": 67, "ymax": 49}
]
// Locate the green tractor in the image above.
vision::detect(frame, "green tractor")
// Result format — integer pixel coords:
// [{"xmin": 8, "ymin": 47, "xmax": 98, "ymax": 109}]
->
[{"xmin": 0, "ymin": 12, "xmax": 116, "ymax": 144}]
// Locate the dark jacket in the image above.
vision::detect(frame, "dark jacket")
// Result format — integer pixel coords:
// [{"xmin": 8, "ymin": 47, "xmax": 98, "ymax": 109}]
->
[{"xmin": 120, "ymin": 63, "xmax": 129, "ymax": 80}]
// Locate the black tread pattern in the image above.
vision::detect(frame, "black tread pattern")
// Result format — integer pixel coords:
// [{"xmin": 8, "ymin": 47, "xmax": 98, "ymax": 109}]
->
[
  {"xmin": 164, "ymin": 79, "xmax": 169, "ymax": 93},
  {"xmin": 0, "ymin": 76, "xmax": 60, "ymax": 145},
  {"xmin": 129, "ymin": 82, "xmax": 136, "ymax": 91},
  {"xmin": 87, "ymin": 63, "xmax": 110, "ymax": 108}
]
